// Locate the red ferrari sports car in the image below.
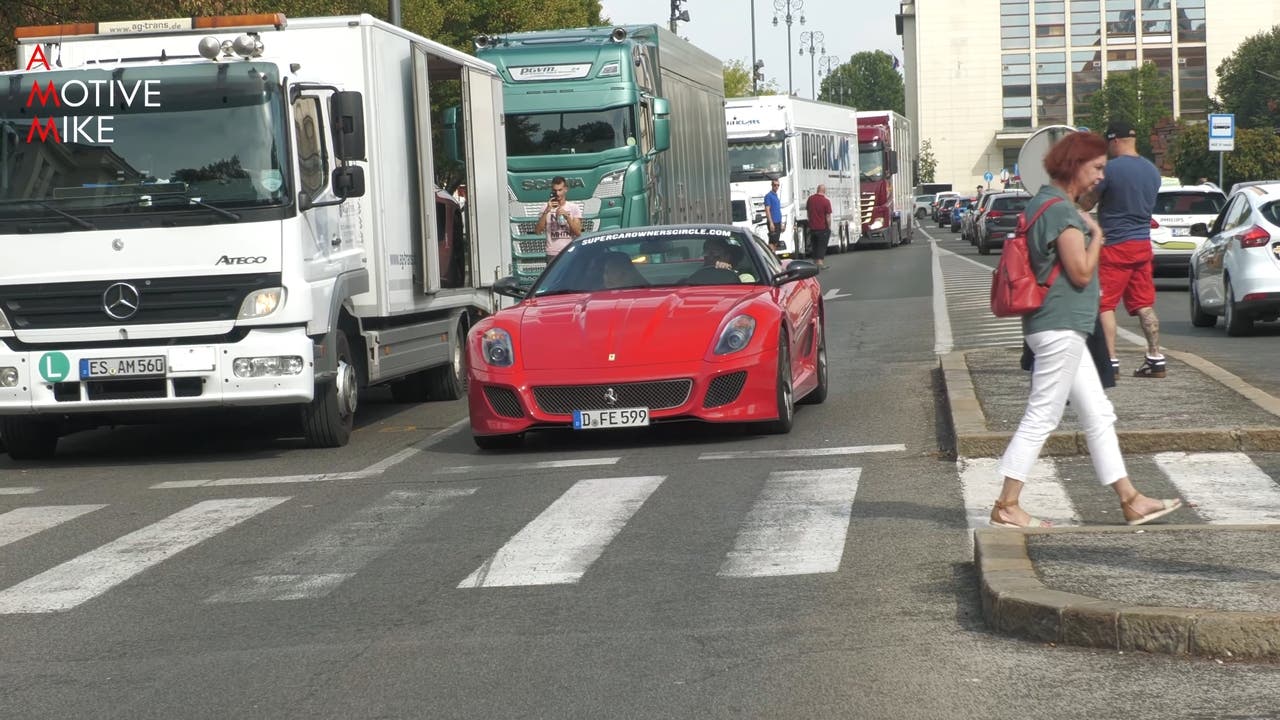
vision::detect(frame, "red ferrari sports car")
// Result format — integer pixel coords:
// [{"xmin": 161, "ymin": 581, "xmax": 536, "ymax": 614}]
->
[{"xmin": 467, "ymin": 225, "xmax": 827, "ymax": 449}]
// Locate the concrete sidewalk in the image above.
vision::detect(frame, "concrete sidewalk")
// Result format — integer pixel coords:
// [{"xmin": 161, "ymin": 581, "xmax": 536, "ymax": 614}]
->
[{"xmin": 944, "ymin": 344, "xmax": 1280, "ymax": 660}]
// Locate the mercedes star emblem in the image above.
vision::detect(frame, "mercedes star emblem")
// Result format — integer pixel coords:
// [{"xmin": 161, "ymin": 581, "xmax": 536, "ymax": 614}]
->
[
  {"xmin": 102, "ymin": 282, "xmax": 141, "ymax": 320},
  {"xmin": 603, "ymin": 387, "xmax": 619, "ymax": 406}
]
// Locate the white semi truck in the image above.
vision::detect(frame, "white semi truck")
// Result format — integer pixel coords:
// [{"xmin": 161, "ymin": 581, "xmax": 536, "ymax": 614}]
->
[
  {"xmin": 0, "ymin": 13, "xmax": 511, "ymax": 458},
  {"xmin": 724, "ymin": 96, "xmax": 860, "ymax": 257}
]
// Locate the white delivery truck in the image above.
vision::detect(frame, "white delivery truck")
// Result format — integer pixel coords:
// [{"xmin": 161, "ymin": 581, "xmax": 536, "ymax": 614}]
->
[
  {"xmin": 0, "ymin": 13, "xmax": 511, "ymax": 458},
  {"xmin": 724, "ymin": 96, "xmax": 860, "ymax": 257}
]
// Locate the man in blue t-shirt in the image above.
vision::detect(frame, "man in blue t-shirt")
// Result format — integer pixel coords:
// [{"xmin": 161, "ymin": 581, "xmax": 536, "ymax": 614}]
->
[
  {"xmin": 764, "ymin": 178, "xmax": 784, "ymax": 250},
  {"xmin": 1081, "ymin": 120, "xmax": 1165, "ymax": 379}
]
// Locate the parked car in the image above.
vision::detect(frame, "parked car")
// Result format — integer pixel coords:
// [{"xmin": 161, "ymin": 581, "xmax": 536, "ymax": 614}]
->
[
  {"xmin": 1150, "ymin": 184, "xmax": 1227, "ymax": 275},
  {"xmin": 976, "ymin": 191, "xmax": 1032, "ymax": 254},
  {"xmin": 914, "ymin": 194, "xmax": 936, "ymax": 220},
  {"xmin": 1188, "ymin": 181, "xmax": 1280, "ymax": 336},
  {"xmin": 963, "ymin": 191, "xmax": 998, "ymax": 245},
  {"xmin": 468, "ymin": 224, "xmax": 826, "ymax": 447},
  {"xmin": 931, "ymin": 191, "xmax": 960, "ymax": 224},
  {"xmin": 949, "ymin": 197, "xmax": 975, "ymax": 232},
  {"xmin": 935, "ymin": 197, "xmax": 960, "ymax": 227}
]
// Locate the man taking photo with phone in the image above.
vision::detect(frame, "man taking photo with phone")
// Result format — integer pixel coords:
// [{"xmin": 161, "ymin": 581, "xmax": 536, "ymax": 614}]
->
[{"xmin": 534, "ymin": 176, "xmax": 584, "ymax": 262}]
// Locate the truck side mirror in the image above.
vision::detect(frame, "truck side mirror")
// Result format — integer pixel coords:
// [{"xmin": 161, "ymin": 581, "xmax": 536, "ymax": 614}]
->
[
  {"xmin": 651, "ymin": 96, "xmax": 671, "ymax": 153},
  {"xmin": 885, "ymin": 149, "xmax": 898, "ymax": 176},
  {"xmin": 329, "ymin": 91, "xmax": 366, "ymax": 162},
  {"xmin": 442, "ymin": 106, "xmax": 462, "ymax": 163},
  {"xmin": 332, "ymin": 165, "xmax": 365, "ymax": 199}
]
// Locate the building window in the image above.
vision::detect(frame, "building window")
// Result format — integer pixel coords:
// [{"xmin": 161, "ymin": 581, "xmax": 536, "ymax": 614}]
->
[
  {"xmin": 1143, "ymin": 47, "xmax": 1175, "ymax": 118},
  {"xmin": 1106, "ymin": 0, "xmax": 1136, "ymax": 43},
  {"xmin": 1002, "ymin": 1, "xmax": 1031, "ymax": 50},
  {"xmin": 1141, "ymin": 0, "xmax": 1171, "ymax": 39},
  {"xmin": 1107, "ymin": 48, "xmax": 1138, "ymax": 72},
  {"xmin": 1003, "ymin": 53, "xmax": 1033, "ymax": 128},
  {"xmin": 1071, "ymin": 14, "xmax": 1102, "ymax": 47},
  {"xmin": 1003, "ymin": 147, "xmax": 1021, "ymax": 175},
  {"xmin": 1177, "ymin": 0, "xmax": 1206, "ymax": 43},
  {"xmin": 1179, "ymin": 46, "xmax": 1208, "ymax": 119},
  {"xmin": 1072, "ymin": 51, "xmax": 1103, "ymax": 122},
  {"xmin": 1037, "ymin": 52, "xmax": 1069, "ymax": 125}
]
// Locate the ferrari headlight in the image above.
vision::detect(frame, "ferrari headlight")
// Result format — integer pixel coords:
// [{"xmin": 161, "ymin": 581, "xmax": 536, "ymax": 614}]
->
[
  {"xmin": 714, "ymin": 315, "xmax": 756, "ymax": 355},
  {"xmin": 238, "ymin": 287, "xmax": 286, "ymax": 319},
  {"xmin": 482, "ymin": 328, "xmax": 515, "ymax": 367}
]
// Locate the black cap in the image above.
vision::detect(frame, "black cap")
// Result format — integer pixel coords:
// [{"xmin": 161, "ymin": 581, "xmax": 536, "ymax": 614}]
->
[{"xmin": 1105, "ymin": 120, "xmax": 1136, "ymax": 141}]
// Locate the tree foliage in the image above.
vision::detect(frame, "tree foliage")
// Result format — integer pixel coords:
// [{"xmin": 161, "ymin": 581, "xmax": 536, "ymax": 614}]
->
[
  {"xmin": 1169, "ymin": 122, "xmax": 1280, "ymax": 191},
  {"xmin": 917, "ymin": 138, "xmax": 937, "ymax": 184},
  {"xmin": 1214, "ymin": 25, "xmax": 1280, "ymax": 130},
  {"xmin": 2, "ymin": 0, "xmax": 604, "ymax": 70},
  {"xmin": 1078, "ymin": 63, "xmax": 1173, "ymax": 158},
  {"xmin": 818, "ymin": 51, "xmax": 903, "ymax": 114},
  {"xmin": 722, "ymin": 59, "xmax": 778, "ymax": 98}
]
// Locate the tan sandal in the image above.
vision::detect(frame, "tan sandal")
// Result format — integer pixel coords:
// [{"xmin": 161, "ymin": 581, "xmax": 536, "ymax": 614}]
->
[
  {"xmin": 1121, "ymin": 497, "xmax": 1183, "ymax": 526},
  {"xmin": 989, "ymin": 500, "xmax": 1052, "ymax": 529}
]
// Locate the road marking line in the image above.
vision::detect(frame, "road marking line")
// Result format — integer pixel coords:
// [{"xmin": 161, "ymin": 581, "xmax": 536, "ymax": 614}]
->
[
  {"xmin": 698, "ymin": 444, "xmax": 905, "ymax": 461},
  {"xmin": 150, "ymin": 418, "xmax": 469, "ymax": 489},
  {"xmin": 958, "ymin": 457, "xmax": 1080, "ymax": 530},
  {"xmin": 0, "ymin": 505, "xmax": 106, "ymax": 549},
  {"xmin": 0, "ymin": 487, "xmax": 41, "ymax": 495},
  {"xmin": 930, "ymin": 232, "xmax": 955, "ymax": 355},
  {"xmin": 0, "ymin": 497, "xmax": 289, "ymax": 614},
  {"xmin": 436, "ymin": 457, "xmax": 622, "ymax": 476},
  {"xmin": 718, "ymin": 468, "xmax": 860, "ymax": 578},
  {"xmin": 458, "ymin": 475, "xmax": 664, "ymax": 588},
  {"xmin": 208, "ymin": 488, "xmax": 475, "ymax": 603},
  {"xmin": 1154, "ymin": 452, "xmax": 1280, "ymax": 524}
]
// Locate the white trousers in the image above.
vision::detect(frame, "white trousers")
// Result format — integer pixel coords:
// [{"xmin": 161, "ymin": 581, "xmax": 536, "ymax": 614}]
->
[{"xmin": 998, "ymin": 329, "xmax": 1127, "ymax": 485}]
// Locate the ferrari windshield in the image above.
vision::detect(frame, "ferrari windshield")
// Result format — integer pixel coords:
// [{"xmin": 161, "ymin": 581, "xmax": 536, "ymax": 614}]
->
[
  {"xmin": 531, "ymin": 229, "xmax": 765, "ymax": 295},
  {"xmin": 0, "ymin": 62, "xmax": 290, "ymax": 231}
]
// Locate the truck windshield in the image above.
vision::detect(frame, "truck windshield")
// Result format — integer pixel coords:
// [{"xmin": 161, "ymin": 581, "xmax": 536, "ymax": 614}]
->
[
  {"xmin": 728, "ymin": 140, "xmax": 785, "ymax": 182},
  {"xmin": 0, "ymin": 62, "xmax": 289, "ymax": 231},
  {"xmin": 506, "ymin": 106, "xmax": 636, "ymax": 156},
  {"xmin": 859, "ymin": 144, "xmax": 885, "ymax": 182}
]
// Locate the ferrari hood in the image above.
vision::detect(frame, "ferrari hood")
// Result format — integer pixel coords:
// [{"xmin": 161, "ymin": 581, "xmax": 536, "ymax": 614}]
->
[{"xmin": 516, "ymin": 287, "xmax": 767, "ymax": 370}]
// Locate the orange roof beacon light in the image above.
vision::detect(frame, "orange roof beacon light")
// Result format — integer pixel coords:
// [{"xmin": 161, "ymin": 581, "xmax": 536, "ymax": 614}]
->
[{"xmin": 14, "ymin": 13, "xmax": 286, "ymax": 41}]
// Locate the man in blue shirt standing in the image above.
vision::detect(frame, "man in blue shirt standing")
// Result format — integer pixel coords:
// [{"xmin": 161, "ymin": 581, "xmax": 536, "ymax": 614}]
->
[
  {"xmin": 1081, "ymin": 121, "xmax": 1165, "ymax": 379},
  {"xmin": 764, "ymin": 178, "xmax": 783, "ymax": 250}
]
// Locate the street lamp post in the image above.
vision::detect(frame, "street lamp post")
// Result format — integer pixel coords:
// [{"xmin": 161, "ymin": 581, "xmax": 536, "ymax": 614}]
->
[
  {"xmin": 669, "ymin": 0, "xmax": 690, "ymax": 34},
  {"xmin": 798, "ymin": 31, "xmax": 824, "ymax": 100},
  {"xmin": 750, "ymin": 0, "xmax": 758, "ymax": 95},
  {"xmin": 772, "ymin": 0, "xmax": 805, "ymax": 96},
  {"xmin": 818, "ymin": 54, "xmax": 839, "ymax": 104}
]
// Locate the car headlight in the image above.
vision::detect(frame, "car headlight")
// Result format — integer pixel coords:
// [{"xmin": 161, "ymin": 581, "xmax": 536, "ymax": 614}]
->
[
  {"xmin": 714, "ymin": 315, "xmax": 756, "ymax": 355},
  {"xmin": 482, "ymin": 328, "xmax": 515, "ymax": 367},
  {"xmin": 238, "ymin": 287, "xmax": 286, "ymax": 319}
]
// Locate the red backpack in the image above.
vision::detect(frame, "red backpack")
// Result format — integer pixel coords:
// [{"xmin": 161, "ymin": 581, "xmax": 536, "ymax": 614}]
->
[{"xmin": 989, "ymin": 197, "xmax": 1064, "ymax": 318}]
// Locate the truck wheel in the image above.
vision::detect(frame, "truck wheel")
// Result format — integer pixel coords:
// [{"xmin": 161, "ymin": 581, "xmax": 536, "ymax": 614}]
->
[
  {"xmin": 0, "ymin": 418, "xmax": 59, "ymax": 460},
  {"xmin": 427, "ymin": 313, "xmax": 470, "ymax": 400},
  {"xmin": 301, "ymin": 331, "xmax": 357, "ymax": 448}
]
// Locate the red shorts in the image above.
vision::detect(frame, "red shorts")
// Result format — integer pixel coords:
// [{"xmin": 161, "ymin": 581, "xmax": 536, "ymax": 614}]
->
[{"xmin": 1098, "ymin": 240, "xmax": 1155, "ymax": 314}]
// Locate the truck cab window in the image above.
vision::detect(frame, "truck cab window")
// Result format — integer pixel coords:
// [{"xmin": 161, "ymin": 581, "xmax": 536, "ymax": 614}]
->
[{"xmin": 292, "ymin": 96, "xmax": 329, "ymax": 197}]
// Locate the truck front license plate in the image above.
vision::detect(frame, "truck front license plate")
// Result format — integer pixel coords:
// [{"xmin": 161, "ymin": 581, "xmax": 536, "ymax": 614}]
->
[
  {"xmin": 573, "ymin": 407, "xmax": 650, "ymax": 429},
  {"xmin": 80, "ymin": 356, "xmax": 167, "ymax": 380}
]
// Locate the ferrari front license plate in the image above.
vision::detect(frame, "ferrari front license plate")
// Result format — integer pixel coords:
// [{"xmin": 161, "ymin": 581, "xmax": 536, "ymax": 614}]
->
[{"xmin": 573, "ymin": 407, "xmax": 650, "ymax": 429}]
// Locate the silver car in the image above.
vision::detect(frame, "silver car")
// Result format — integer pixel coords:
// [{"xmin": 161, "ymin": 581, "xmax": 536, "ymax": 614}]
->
[{"xmin": 1188, "ymin": 181, "xmax": 1280, "ymax": 336}]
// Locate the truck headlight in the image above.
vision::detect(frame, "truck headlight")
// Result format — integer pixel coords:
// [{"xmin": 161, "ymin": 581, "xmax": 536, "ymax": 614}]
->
[
  {"xmin": 0, "ymin": 366, "xmax": 18, "ymax": 387},
  {"xmin": 232, "ymin": 356, "xmax": 304, "ymax": 377},
  {"xmin": 0, "ymin": 308, "xmax": 11, "ymax": 332},
  {"xmin": 870, "ymin": 218, "xmax": 885, "ymax": 230},
  {"xmin": 238, "ymin": 287, "xmax": 286, "ymax": 319},
  {"xmin": 482, "ymin": 328, "xmax": 515, "ymax": 367},
  {"xmin": 593, "ymin": 168, "xmax": 626, "ymax": 199},
  {"xmin": 714, "ymin": 315, "xmax": 756, "ymax": 355}
]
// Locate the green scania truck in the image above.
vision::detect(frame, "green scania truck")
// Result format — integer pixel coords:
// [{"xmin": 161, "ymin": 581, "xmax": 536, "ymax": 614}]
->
[{"xmin": 476, "ymin": 25, "xmax": 730, "ymax": 284}]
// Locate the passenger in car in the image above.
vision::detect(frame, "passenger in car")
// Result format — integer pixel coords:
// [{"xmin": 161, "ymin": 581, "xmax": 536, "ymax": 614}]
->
[{"xmin": 596, "ymin": 251, "xmax": 648, "ymax": 289}]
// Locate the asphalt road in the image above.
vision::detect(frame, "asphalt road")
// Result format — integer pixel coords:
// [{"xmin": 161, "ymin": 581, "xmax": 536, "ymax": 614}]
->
[{"xmin": 3, "ymin": 235, "xmax": 1280, "ymax": 719}]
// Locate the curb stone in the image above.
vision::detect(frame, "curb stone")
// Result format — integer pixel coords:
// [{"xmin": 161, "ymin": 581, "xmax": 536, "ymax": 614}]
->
[{"xmin": 974, "ymin": 525, "xmax": 1280, "ymax": 660}]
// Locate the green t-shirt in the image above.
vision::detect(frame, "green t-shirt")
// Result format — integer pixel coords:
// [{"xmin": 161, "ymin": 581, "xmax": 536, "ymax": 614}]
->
[{"xmin": 1022, "ymin": 185, "xmax": 1099, "ymax": 336}]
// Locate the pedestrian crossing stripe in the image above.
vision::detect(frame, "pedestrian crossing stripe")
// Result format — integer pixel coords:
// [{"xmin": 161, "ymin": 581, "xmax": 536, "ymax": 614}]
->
[{"xmin": 2, "ymin": 454, "xmax": 1280, "ymax": 612}]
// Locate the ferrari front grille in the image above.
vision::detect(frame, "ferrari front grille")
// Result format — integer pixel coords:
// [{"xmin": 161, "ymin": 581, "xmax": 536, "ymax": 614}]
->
[
  {"xmin": 533, "ymin": 379, "xmax": 693, "ymax": 414},
  {"xmin": 483, "ymin": 386, "xmax": 524, "ymax": 419},
  {"xmin": 703, "ymin": 371, "xmax": 748, "ymax": 408}
]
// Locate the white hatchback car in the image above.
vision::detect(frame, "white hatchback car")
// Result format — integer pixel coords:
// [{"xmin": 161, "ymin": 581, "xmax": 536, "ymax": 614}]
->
[
  {"xmin": 1150, "ymin": 184, "xmax": 1227, "ymax": 275},
  {"xmin": 1188, "ymin": 181, "xmax": 1280, "ymax": 336}
]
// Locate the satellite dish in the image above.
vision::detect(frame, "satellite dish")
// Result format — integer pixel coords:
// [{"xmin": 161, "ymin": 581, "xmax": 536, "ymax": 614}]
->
[{"xmin": 1017, "ymin": 124, "xmax": 1079, "ymax": 193}]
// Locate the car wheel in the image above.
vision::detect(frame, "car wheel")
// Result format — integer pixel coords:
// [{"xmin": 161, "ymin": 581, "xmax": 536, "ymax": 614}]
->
[
  {"xmin": 0, "ymin": 417, "xmax": 59, "ymax": 460},
  {"xmin": 762, "ymin": 331, "xmax": 794, "ymax": 434},
  {"xmin": 1189, "ymin": 274, "xmax": 1217, "ymax": 328},
  {"xmin": 798, "ymin": 314, "xmax": 827, "ymax": 406},
  {"xmin": 474, "ymin": 432, "xmax": 525, "ymax": 450},
  {"xmin": 1224, "ymin": 276, "xmax": 1253, "ymax": 336},
  {"xmin": 301, "ymin": 331, "xmax": 357, "ymax": 448},
  {"xmin": 978, "ymin": 234, "xmax": 990, "ymax": 255}
]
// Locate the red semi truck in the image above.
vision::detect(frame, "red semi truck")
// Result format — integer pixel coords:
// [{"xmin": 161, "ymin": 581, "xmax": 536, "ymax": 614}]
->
[{"xmin": 855, "ymin": 110, "xmax": 913, "ymax": 248}]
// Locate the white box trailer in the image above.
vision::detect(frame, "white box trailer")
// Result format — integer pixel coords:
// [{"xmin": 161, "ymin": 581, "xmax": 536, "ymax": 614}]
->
[
  {"xmin": 725, "ymin": 96, "xmax": 860, "ymax": 257},
  {"xmin": 0, "ymin": 13, "xmax": 511, "ymax": 458}
]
